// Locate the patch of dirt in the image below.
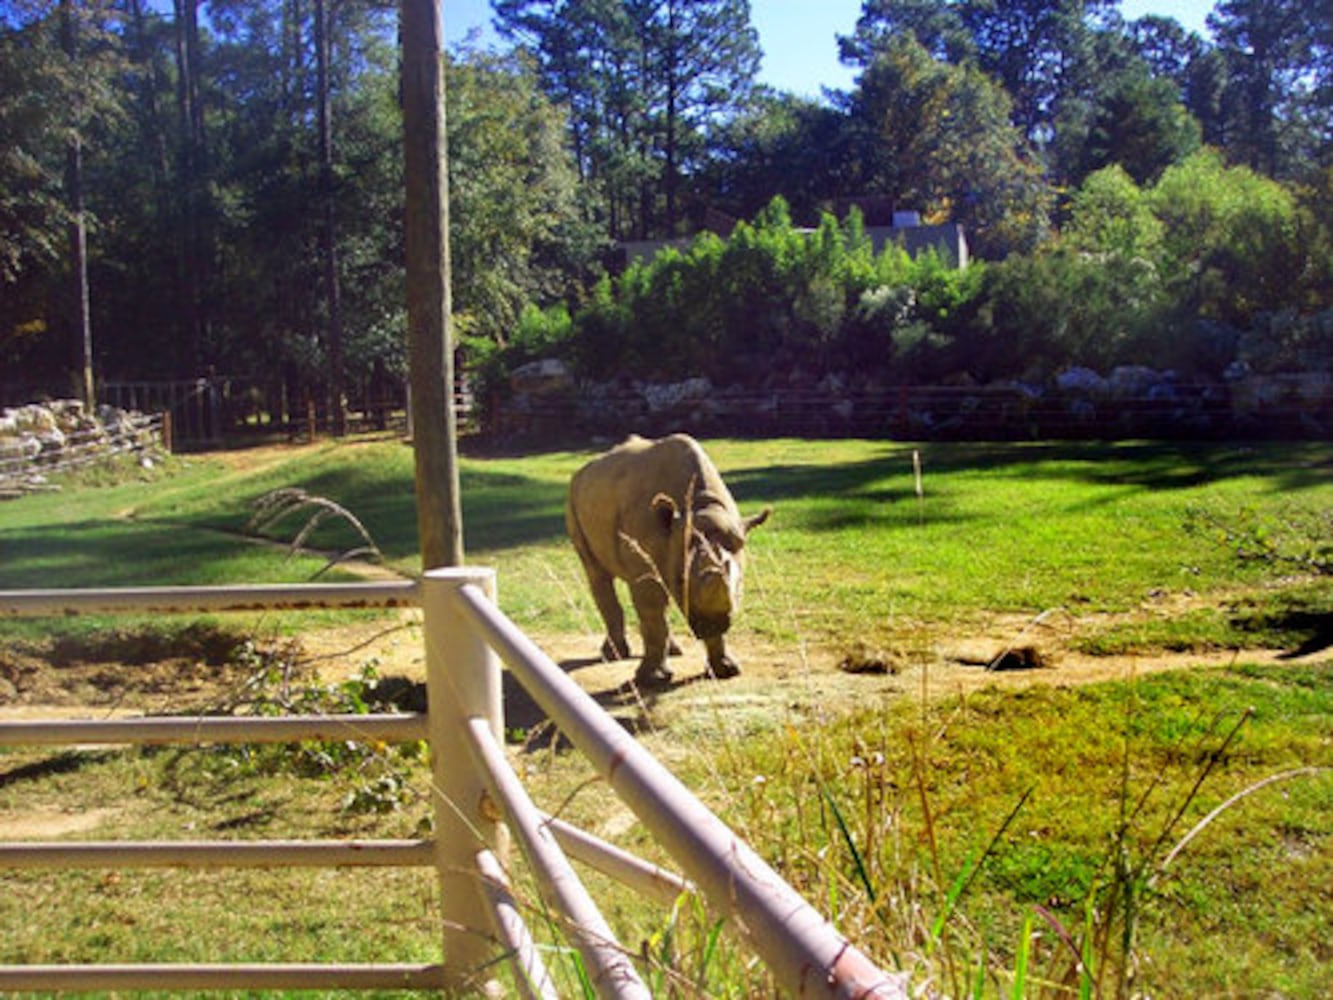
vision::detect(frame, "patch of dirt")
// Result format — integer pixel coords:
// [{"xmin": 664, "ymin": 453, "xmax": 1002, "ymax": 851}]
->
[
  {"xmin": 0, "ymin": 579, "xmax": 1319, "ymax": 734},
  {"xmin": 0, "ymin": 634, "xmax": 250, "ymax": 715},
  {"xmin": 0, "ymin": 808, "xmax": 118, "ymax": 839}
]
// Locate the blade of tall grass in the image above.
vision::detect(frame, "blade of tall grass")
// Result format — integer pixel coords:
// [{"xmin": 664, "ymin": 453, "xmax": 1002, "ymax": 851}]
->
[
  {"xmin": 818, "ymin": 778, "xmax": 875, "ymax": 902},
  {"xmin": 1156, "ymin": 765, "xmax": 1329, "ymax": 876},
  {"xmin": 1033, "ymin": 902, "xmax": 1099, "ymax": 1000},
  {"xmin": 930, "ymin": 786, "xmax": 1034, "ymax": 946},
  {"xmin": 1012, "ymin": 910, "xmax": 1034, "ymax": 1000},
  {"xmin": 1141, "ymin": 707, "xmax": 1253, "ymax": 875}
]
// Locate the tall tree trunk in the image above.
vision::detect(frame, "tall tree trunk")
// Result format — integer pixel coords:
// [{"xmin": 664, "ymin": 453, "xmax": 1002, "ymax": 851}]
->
[
  {"xmin": 314, "ymin": 0, "xmax": 346, "ymax": 436},
  {"xmin": 61, "ymin": 0, "xmax": 94, "ymax": 408},
  {"xmin": 663, "ymin": 0, "xmax": 679, "ymax": 233},
  {"xmin": 127, "ymin": 0, "xmax": 171, "ymax": 204},
  {"xmin": 172, "ymin": 0, "xmax": 207, "ymax": 372}
]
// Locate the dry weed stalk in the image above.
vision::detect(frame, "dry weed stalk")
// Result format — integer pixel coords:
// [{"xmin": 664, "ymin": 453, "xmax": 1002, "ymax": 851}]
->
[{"xmin": 249, "ymin": 487, "xmax": 384, "ymax": 576}]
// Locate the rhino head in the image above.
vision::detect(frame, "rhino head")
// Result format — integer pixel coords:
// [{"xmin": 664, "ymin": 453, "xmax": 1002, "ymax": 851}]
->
[{"xmin": 652, "ymin": 490, "xmax": 770, "ymax": 640}]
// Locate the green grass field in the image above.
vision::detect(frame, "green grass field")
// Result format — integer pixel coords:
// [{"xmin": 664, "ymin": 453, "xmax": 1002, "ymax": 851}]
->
[
  {"xmin": 0, "ymin": 436, "xmax": 1328, "ymax": 997},
  {"xmin": 4, "ymin": 437, "xmax": 1329, "ymax": 646}
]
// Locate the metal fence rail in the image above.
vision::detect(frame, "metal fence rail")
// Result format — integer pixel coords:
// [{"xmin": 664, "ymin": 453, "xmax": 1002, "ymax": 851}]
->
[
  {"xmin": 0, "ymin": 571, "xmax": 907, "ymax": 998},
  {"xmin": 0, "ymin": 963, "xmax": 450, "ymax": 993}
]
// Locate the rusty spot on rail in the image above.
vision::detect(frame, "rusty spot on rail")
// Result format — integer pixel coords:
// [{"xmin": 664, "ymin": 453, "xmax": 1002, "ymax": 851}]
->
[
  {"xmin": 606, "ymin": 744, "xmax": 630, "ymax": 782},
  {"xmin": 828, "ymin": 940, "xmax": 907, "ymax": 999}
]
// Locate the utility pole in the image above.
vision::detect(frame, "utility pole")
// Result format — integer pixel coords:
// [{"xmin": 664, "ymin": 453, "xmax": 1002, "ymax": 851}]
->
[{"xmin": 401, "ymin": 0, "xmax": 463, "ymax": 569}]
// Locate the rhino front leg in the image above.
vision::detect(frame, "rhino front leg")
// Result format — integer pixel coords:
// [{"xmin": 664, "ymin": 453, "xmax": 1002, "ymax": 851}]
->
[
  {"xmin": 704, "ymin": 635, "xmax": 740, "ymax": 679},
  {"xmin": 630, "ymin": 581, "xmax": 673, "ymax": 687},
  {"xmin": 584, "ymin": 568, "xmax": 630, "ymax": 661}
]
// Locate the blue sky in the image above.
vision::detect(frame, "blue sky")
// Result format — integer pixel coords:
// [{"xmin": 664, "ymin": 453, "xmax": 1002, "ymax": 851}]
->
[{"xmin": 443, "ymin": 1, "xmax": 1217, "ymax": 100}]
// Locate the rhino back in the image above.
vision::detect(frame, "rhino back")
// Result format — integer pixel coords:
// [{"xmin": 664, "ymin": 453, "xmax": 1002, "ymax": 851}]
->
[{"xmin": 567, "ymin": 434, "xmax": 730, "ymax": 579}]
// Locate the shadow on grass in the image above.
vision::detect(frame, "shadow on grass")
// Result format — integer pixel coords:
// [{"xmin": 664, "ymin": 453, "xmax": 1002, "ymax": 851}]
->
[
  {"xmin": 1272, "ymin": 611, "xmax": 1333, "ymax": 660},
  {"xmin": 726, "ymin": 440, "xmax": 1333, "ymax": 533},
  {"xmin": 0, "ymin": 467, "xmax": 573, "ymax": 589},
  {"xmin": 4, "ymin": 440, "xmax": 1327, "ymax": 588},
  {"xmin": 0, "ymin": 520, "xmax": 274, "ymax": 590},
  {"xmin": 0, "ymin": 751, "xmax": 109, "ymax": 789},
  {"xmin": 228, "ymin": 465, "xmax": 572, "ymax": 559}
]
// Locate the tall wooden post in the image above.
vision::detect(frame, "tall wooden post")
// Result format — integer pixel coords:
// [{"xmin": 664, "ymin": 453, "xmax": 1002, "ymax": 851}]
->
[{"xmin": 402, "ymin": 0, "xmax": 463, "ymax": 569}]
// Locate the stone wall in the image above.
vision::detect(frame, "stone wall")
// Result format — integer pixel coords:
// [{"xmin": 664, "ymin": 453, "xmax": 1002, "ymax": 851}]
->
[
  {"xmin": 0, "ymin": 400, "xmax": 165, "ymax": 498},
  {"xmin": 489, "ymin": 363, "xmax": 1332, "ymax": 443}
]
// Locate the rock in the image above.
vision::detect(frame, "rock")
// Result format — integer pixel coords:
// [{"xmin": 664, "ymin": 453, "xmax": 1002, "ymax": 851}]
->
[
  {"xmin": 510, "ymin": 359, "xmax": 573, "ymax": 395},
  {"xmin": 0, "ymin": 400, "xmax": 163, "ymax": 499}
]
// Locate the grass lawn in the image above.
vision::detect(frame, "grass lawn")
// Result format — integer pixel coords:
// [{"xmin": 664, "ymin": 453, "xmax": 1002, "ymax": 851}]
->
[
  {"xmin": 3, "ymin": 436, "xmax": 1329, "ymax": 648},
  {"xmin": 0, "ymin": 435, "xmax": 1328, "ymax": 997}
]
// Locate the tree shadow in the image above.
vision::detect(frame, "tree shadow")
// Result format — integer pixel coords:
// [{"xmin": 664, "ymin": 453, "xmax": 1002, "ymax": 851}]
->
[
  {"xmin": 1275, "ymin": 611, "xmax": 1333, "ymax": 660},
  {"xmin": 272, "ymin": 465, "xmax": 572, "ymax": 558},
  {"xmin": 0, "ymin": 750, "xmax": 109, "ymax": 789},
  {"xmin": 727, "ymin": 441, "xmax": 1333, "ymax": 513}
]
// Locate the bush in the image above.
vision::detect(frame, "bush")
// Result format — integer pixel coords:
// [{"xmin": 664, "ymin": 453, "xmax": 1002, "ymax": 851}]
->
[
  {"xmin": 556, "ymin": 198, "xmax": 987, "ymax": 385},
  {"xmin": 463, "ymin": 301, "xmax": 576, "ymax": 419},
  {"xmin": 477, "ymin": 168, "xmax": 1325, "ymax": 395}
]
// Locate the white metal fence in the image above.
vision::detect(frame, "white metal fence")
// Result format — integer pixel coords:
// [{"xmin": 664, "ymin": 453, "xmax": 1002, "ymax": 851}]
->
[{"xmin": 0, "ymin": 570, "xmax": 906, "ymax": 998}]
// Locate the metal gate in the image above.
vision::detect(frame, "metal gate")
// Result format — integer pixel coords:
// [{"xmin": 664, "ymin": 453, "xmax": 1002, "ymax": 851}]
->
[{"xmin": 0, "ymin": 570, "xmax": 906, "ymax": 998}]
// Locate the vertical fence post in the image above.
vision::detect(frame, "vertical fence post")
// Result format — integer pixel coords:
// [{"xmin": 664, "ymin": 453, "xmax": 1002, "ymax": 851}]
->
[{"xmin": 420, "ymin": 567, "xmax": 507, "ymax": 992}]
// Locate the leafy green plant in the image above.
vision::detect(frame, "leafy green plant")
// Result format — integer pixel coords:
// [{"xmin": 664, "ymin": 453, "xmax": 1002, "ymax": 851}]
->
[
  {"xmin": 194, "ymin": 643, "xmax": 426, "ymax": 816},
  {"xmin": 556, "ymin": 197, "xmax": 989, "ymax": 385},
  {"xmin": 1186, "ymin": 503, "xmax": 1333, "ymax": 576}
]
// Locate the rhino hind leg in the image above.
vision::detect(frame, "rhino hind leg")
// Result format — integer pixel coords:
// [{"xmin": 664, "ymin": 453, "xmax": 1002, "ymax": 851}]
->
[{"xmin": 583, "ymin": 568, "xmax": 630, "ymax": 661}]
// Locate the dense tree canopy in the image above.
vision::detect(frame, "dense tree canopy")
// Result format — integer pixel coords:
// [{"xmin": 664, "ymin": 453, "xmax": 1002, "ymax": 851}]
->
[
  {"xmin": 493, "ymin": 0, "xmax": 761, "ymax": 238},
  {"xmin": 1, "ymin": 0, "xmax": 1329, "ymax": 413},
  {"xmin": 846, "ymin": 37, "xmax": 1052, "ymax": 257}
]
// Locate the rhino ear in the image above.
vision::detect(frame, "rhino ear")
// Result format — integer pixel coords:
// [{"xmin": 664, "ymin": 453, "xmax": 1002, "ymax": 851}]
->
[
  {"xmin": 743, "ymin": 507, "xmax": 772, "ymax": 535},
  {"xmin": 652, "ymin": 493, "xmax": 680, "ymax": 534}
]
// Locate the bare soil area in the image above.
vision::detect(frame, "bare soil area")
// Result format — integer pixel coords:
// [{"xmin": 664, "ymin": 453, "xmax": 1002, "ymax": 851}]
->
[
  {"xmin": 0, "ymin": 590, "xmax": 1313, "ymax": 839},
  {"xmin": 0, "ymin": 597, "xmax": 1302, "ymax": 723}
]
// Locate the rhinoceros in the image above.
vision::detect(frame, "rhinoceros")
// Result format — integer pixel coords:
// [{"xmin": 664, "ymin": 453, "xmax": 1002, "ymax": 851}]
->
[{"xmin": 566, "ymin": 434, "xmax": 770, "ymax": 687}]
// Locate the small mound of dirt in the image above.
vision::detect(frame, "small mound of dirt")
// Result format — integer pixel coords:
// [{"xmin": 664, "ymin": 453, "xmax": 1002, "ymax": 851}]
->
[
  {"xmin": 48, "ymin": 622, "xmax": 245, "ymax": 667},
  {"xmin": 836, "ymin": 642, "xmax": 903, "ymax": 675},
  {"xmin": 950, "ymin": 643, "xmax": 1054, "ymax": 671},
  {"xmin": 985, "ymin": 645, "xmax": 1052, "ymax": 671},
  {"xmin": 0, "ymin": 628, "xmax": 281, "ymax": 711}
]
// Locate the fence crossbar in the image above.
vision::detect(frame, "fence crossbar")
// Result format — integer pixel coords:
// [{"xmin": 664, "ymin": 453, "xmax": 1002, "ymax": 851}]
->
[
  {"xmin": 0, "ymin": 839, "xmax": 434, "ymax": 869},
  {"xmin": 454, "ymin": 582, "xmax": 908, "ymax": 999},
  {"xmin": 0, "ymin": 573, "xmax": 905, "ymax": 995},
  {"xmin": 465, "ymin": 717, "xmax": 651, "ymax": 1000},
  {"xmin": 475, "ymin": 848, "xmax": 560, "ymax": 1000},
  {"xmin": 0, "ymin": 580, "xmax": 418, "ymax": 617},
  {"xmin": 0, "ymin": 713, "xmax": 427, "ymax": 746},
  {"xmin": 543, "ymin": 812, "xmax": 693, "ymax": 906},
  {"xmin": 0, "ymin": 963, "xmax": 448, "ymax": 992}
]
